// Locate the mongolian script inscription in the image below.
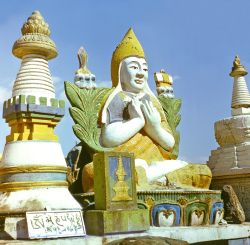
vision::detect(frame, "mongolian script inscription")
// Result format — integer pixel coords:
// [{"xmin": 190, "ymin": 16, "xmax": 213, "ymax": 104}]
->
[{"xmin": 26, "ymin": 210, "xmax": 85, "ymax": 239}]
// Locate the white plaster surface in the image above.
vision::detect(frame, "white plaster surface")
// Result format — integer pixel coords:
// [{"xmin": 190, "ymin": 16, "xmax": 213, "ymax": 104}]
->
[
  {"xmin": 0, "ymin": 188, "xmax": 82, "ymax": 212},
  {"xmin": 12, "ymin": 54, "xmax": 55, "ymax": 99},
  {"xmin": 232, "ymin": 107, "xmax": 250, "ymax": 116},
  {"xmin": 135, "ymin": 159, "xmax": 188, "ymax": 182},
  {"xmin": 0, "ymin": 141, "xmax": 67, "ymax": 167}
]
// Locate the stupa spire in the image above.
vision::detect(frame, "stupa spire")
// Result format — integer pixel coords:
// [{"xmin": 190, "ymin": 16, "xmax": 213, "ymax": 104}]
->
[
  {"xmin": 230, "ymin": 56, "xmax": 250, "ymax": 114},
  {"xmin": 12, "ymin": 11, "xmax": 57, "ymax": 99}
]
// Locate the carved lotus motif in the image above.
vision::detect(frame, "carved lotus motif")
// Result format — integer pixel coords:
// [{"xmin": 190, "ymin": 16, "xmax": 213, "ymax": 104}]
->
[
  {"xmin": 157, "ymin": 209, "xmax": 176, "ymax": 227},
  {"xmin": 190, "ymin": 209, "xmax": 205, "ymax": 226},
  {"xmin": 214, "ymin": 208, "xmax": 224, "ymax": 224}
]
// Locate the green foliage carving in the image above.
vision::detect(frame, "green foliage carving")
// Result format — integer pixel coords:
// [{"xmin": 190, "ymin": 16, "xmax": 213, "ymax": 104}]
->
[
  {"xmin": 158, "ymin": 95, "xmax": 182, "ymax": 159},
  {"xmin": 64, "ymin": 81, "xmax": 114, "ymax": 152}
]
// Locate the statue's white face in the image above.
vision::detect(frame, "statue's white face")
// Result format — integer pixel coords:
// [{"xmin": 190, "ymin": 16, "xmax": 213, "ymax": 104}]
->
[{"xmin": 120, "ymin": 57, "xmax": 148, "ymax": 93}]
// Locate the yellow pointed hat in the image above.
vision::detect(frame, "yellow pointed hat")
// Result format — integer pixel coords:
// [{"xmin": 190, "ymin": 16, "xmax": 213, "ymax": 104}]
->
[{"xmin": 111, "ymin": 28, "xmax": 145, "ymax": 87}]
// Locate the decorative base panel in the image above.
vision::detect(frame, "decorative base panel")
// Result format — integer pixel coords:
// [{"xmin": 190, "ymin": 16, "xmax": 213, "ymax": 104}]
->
[
  {"xmin": 75, "ymin": 189, "xmax": 223, "ymax": 227},
  {"xmin": 84, "ymin": 209, "xmax": 149, "ymax": 235}
]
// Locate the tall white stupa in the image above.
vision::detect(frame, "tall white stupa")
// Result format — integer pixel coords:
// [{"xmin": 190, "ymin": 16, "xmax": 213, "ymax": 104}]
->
[
  {"xmin": 208, "ymin": 55, "xmax": 250, "ymax": 220},
  {"xmin": 0, "ymin": 11, "xmax": 81, "ymax": 238}
]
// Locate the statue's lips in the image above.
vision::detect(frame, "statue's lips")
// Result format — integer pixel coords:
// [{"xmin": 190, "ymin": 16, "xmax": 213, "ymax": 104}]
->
[{"xmin": 135, "ymin": 79, "xmax": 143, "ymax": 84}]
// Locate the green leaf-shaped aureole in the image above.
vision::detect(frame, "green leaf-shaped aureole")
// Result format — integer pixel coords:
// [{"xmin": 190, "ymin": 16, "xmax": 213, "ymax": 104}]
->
[
  {"xmin": 65, "ymin": 81, "xmax": 114, "ymax": 152},
  {"xmin": 158, "ymin": 95, "xmax": 182, "ymax": 159}
]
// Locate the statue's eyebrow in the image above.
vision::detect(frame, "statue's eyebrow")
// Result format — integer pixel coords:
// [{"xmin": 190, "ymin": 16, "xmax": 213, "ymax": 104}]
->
[{"xmin": 127, "ymin": 61, "xmax": 139, "ymax": 65}]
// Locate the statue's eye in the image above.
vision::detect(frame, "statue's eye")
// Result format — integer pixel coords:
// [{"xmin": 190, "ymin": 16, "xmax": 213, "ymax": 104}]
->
[
  {"xmin": 143, "ymin": 68, "xmax": 148, "ymax": 72},
  {"xmin": 91, "ymin": 76, "xmax": 96, "ymax": 81},
  {"xmin": 130, "ymin": 66, "xmax": 138, "ymax": 69},
  {"xmin": 85, "ymin": 76, "xmax": 90, "ymax": 81}
]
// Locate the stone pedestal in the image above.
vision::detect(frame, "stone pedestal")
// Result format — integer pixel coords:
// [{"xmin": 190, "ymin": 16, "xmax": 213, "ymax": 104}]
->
[
  {"xmin": 208, "ymin": 115, "xmax": 250, "ymax": 220},
  {"xmin": 84, "ymin": 152, "xmax": 150, "ymax": 235},
  {"xmin": 84, "ymin": 209, "xmax": 149, "ymax": 235}
]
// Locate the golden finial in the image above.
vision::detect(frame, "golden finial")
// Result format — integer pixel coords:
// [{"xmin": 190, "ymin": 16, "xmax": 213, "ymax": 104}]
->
[
  {"xmin": 230, "ymin": 55, "xmax": 248, "ymax": 77},
  {"xmin": 76, "ymin": 47, "xmax": 91, "ymax": 74},
  {"xmin": 111, "ymin": 28, "xmax": 145, "ymax": 87},
  {"xmin": 12, "ymin": 10, "xmax": 57, "ymax": 60},
  {"xmin": 21, "ymin": 11, "xmax": 50, "ymax": 36}
]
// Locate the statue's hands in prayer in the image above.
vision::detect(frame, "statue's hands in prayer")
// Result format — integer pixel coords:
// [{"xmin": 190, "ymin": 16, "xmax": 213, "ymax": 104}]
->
[
  {"xmin": 128, "ymin": 97, "xmax": 145, "ymax": 125},
  {"xmin": 142, "ymin": 100, "xmax": 161, "ymax": 130},
  {"xmin": 141, "ymin": 100, "xmax": 174, "ymax": 150}
]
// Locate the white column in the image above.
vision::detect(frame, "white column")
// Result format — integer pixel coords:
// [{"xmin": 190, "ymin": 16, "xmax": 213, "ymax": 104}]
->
[{"xmin": 12, "ymin": 54, "xmax": 55, "ymax": 99}]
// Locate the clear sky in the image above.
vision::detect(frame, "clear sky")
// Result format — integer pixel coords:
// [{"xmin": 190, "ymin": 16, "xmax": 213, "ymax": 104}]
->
[{"xmin": 0, "ymin": 0, "xmax": 249, "ymax": 162}]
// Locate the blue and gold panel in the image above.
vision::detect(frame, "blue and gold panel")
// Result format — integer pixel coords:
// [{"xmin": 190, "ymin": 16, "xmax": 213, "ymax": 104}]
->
[
  {"xmin": 93, "ymin": 152, "xmax": 137, "ymax": 210},
  {"xmin": 109, "ymin": 156, "xmax": 133, "ymax": 202},
  {"xmin": 210, "ymin": 202, "xmax": 224, "ymax": 224},
  {"xmin": 152, "ymin": 204, "xmax": 181, "ymax": 227}
]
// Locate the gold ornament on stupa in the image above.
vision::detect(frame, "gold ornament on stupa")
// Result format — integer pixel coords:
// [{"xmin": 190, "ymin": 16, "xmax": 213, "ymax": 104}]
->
[
  {"xmin": 230, "ymin": 55, "xmax": 248, "ymax": 77},
  {"xmin": 154, "ymin": 69, "xmax": 173, "ymax": 88},
  {"xmin": 12, "ymin": 11, "xmax": 57, "ymax": 60},
  {"xmin": 111, "ymin": 28, "xmax": 145, "ymax": 87},
  {"xmin": 112, "ymin": 156, "xmax": 132, "ymax": 201}
]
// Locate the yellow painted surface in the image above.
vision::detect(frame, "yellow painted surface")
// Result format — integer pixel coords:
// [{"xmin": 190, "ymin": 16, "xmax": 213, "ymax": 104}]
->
[
  {"xmin": 6, "ymin": 118, "xmax": 59, "ymax": 142},
  {"xmin": 167, "ymin": 164, "xmax": 212, "ymax": 189}
]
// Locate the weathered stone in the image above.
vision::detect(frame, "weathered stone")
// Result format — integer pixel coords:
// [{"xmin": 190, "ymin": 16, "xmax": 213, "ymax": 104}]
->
[
  {"xmin": 221, "ymin": 185, "xmax": 245, "ymax": 223},
  {"xmin": 211, "ymin": 172, "xmax": 250, "ymax": 221},
  {"xmin": 106, "ymin": 236, "xmax": 189, "ymax": 245},
  {"xmin": 84, "ymin": 209, "xmax": 149, "ymax": 235}
]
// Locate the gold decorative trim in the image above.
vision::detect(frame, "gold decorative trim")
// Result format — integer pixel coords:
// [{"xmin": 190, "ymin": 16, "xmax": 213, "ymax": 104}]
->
[
  {"xmin": 0, "ymin": 181, "xmax": 68, "ymax": 192},
  {"xmin": 0, "ymin": 166, "xmax": 68, "ymax": 176},
  {"xmin": 137, "ymin": 190, "xmax": 221, "ymax": 195}
]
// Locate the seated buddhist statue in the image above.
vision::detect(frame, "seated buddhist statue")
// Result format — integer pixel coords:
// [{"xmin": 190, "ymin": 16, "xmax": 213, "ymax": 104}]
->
[{"xmin": 82, "ymin": 28, "xmax": 212, "ymax": 192}]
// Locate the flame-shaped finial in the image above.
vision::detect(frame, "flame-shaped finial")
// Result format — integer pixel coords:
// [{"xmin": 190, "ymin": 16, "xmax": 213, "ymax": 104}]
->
[{"xmin": 21, "ymin": 11, "xmax": 50, "ymax": 36}]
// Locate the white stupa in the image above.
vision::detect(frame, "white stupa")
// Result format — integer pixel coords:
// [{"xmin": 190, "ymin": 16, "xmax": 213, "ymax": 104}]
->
[{"xmin": 208, "ymin": 55, "xmax": 250, "ymax": 220}]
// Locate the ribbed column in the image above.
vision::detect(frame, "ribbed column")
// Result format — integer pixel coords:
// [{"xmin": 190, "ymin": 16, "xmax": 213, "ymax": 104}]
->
[
  {"xmin": 12, "ymin": 54, "xmax": 55, "ymax": 99},
  {"xmin": 231, "ymin": 76, "xmax": 250, "ymax": 109}
]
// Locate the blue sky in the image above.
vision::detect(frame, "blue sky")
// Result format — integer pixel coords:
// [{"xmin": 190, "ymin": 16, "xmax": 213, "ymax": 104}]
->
[{"xmin": 0, "ymin": 0, "xmax": 250, "ymax": 162}]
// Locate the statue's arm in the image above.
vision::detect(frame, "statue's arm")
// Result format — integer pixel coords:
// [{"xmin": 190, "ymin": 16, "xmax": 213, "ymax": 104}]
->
[
  {"xmin": 142, "ymin": 101, "xmax": 175, "ymax": 151},
  {"xmin": 101, "ymin": 97, "xmax": 145, "ymax": 147},
  {"xmin": 101, "ymin": 118, "xmax": 144, "ymax": 147}
]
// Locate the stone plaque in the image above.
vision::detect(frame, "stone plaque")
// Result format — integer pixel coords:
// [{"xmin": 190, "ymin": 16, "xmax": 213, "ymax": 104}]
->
[{"xmin": 26, "ymin": 210, "xmax": 85, "ymax": 239}]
